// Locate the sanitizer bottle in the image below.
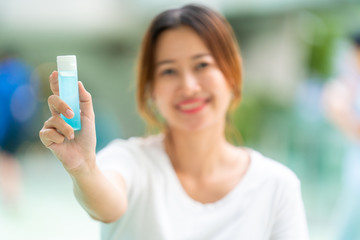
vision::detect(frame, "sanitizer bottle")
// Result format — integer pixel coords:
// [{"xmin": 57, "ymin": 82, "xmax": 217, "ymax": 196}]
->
[{"xmin": 57, "ymin": 55, "xmax": 81, "ymax": 131}]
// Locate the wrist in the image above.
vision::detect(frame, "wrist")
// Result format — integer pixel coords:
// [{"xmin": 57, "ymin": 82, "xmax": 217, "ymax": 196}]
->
[{"xmin": 66, "ymin": 155, "xmax": 98, "ymax": 178}]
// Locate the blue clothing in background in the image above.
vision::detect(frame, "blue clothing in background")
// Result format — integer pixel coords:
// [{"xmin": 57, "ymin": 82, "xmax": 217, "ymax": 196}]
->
[{"xmin": 0, "ymin": 57, "xmax": 39, "ymax": 153}]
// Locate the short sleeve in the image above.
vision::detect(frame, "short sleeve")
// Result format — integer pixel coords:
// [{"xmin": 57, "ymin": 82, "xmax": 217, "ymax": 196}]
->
[
  {"xmin": 270, "ymin": 177, "xmax": 309, "ymax": 240},
  {"xmin": 96, "ymin": 138, "xmax": 141, "ymax": 193}
]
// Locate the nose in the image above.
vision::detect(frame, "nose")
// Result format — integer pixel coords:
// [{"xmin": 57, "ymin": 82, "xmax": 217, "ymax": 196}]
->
[{"xmin": 180, "ymin": 72, "xmax": 201, "ymax": 96}]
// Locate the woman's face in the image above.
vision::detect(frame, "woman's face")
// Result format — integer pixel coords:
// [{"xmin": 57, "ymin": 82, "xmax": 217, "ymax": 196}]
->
[{"xmin": 152, "ymin": 26, "xmax": 233, "ymax": 133}]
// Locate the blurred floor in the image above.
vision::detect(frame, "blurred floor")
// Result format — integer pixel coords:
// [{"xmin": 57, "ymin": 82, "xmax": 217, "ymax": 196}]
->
[{"xmin": 0, "ymin": 144, "xmax": 99, "ymax": 240}]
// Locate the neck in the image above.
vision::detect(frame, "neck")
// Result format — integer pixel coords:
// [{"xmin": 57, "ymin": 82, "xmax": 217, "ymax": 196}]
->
[{"xmin": 164, "ymin": 124, "xmax": 233, "ymax": 177}]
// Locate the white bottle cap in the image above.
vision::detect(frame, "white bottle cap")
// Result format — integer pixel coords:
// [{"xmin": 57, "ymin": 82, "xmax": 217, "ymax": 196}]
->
[{"xmin": 57, "ymin": 55, "xmax": 77, "ymax": 72}]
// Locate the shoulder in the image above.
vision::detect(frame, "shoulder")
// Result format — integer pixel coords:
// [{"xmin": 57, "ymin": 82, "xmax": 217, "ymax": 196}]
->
[
  {"xmin": 246, "ymin": 149, "xmax": 305, "ymax": 216},
  {"xmin": 248, "ymin": 149, "xmax": 300, "ymax": 188}
]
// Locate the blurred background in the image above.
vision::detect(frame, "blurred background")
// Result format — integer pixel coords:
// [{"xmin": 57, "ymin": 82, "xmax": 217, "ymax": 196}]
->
[{"xmin": 1, "ymin": 0, "xmax": 360, "ymax": 239}]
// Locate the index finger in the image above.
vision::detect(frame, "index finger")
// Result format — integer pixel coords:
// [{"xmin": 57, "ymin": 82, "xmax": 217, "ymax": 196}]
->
[{"xmin": 49, "ymin": 71, "xmax": 59, "ymax": 96}]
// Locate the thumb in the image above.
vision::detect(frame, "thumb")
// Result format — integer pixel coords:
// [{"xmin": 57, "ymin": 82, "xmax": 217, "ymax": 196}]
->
[{"xmin": 78, "ymin": 81, "xmax": 95, "ymax": 119}]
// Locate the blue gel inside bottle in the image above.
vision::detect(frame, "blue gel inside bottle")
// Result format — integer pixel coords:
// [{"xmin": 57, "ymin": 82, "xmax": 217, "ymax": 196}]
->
[{"xmin": 58, "ymin": 71, "xmax": 81, "ymax": 131}]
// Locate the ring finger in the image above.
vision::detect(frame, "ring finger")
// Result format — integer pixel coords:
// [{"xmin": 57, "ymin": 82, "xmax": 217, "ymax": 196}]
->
[{"xmin": 44, "ymin": 116, "xmax": 74, "ymax": 140}]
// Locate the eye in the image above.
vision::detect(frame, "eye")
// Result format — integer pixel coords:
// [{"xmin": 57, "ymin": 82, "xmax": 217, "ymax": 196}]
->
[
  {"xmin": 161, "ymin": 68, "xmax": 177, "ymax": 76},
  {"xmin": 196, "ymin": 62, "xmax": 209, "ymax": 70}
]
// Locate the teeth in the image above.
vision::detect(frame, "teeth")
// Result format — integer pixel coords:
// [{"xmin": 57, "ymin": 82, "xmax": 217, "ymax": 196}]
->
[{"xmin": 179, "ymin": 101, "xmax": 204, "ymax": 110}]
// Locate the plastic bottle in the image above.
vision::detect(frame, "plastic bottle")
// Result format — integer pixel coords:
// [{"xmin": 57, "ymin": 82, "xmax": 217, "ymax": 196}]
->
[{"xmin": 57, "ymin": 55, "xmax": 81, "ymax": 131}]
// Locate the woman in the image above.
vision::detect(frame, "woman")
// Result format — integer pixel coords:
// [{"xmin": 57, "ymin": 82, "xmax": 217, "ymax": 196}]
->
[{"xmin": 39, "ymin": 4, "xmax": 308, "ymax": 240}]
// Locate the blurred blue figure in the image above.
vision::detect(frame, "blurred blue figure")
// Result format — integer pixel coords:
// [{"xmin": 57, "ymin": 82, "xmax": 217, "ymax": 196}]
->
[
  {"xmin": 323, "ymin": 33, "xmax": 360, "ymax": 240},
  {"xmin": 0, "ymin": 50, "xmax": 39, "ymax": 205}
]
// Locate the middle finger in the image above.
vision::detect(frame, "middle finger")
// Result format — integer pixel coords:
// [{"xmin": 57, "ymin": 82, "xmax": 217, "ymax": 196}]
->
[{"xmin": 48, "ymin": 95, "xmax": 74, "ymax": 119}]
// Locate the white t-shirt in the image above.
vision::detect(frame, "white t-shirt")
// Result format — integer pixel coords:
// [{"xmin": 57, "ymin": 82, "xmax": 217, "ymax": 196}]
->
[{"xmin": 96, "ymin": 134, "xmax": 309, "ymax": 240}]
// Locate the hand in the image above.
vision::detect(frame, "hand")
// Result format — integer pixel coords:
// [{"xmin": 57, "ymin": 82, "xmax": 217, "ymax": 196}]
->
[{"xmin": 39, "ymin": 71, "xmax": 97, "ymax": 174}]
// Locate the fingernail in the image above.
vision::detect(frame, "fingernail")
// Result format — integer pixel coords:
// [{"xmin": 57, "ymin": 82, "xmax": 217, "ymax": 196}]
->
[
  {"xmin": 66, "ymin": 109, "xmax": 74, "ymax": 118},
  {"xmin": 70, "ymin": 133, "xmax": 75, "ymax": 140}
]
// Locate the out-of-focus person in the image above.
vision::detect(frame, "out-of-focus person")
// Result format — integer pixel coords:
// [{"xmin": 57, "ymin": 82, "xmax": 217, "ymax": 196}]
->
[
  {"xmin": 39, "ymin": 4, "xmax": 308, "ymax": 239},
  {"xmin": 0, "ymin": 49, "xmax": 39, "ymax": 206},
  {"xmin": 323, "ymin": 33, "xmax": 360, "ymax": 239}
]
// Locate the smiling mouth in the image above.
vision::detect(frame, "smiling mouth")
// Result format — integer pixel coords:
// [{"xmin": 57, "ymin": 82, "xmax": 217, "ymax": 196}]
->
[{"xmin": 176, "ymin": 98, "xmax": 211, "ymax": 114}]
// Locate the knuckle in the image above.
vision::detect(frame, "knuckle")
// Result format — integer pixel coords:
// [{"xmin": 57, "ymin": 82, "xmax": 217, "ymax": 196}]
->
[
  {"xmin": 53, "ymin": 115, "xmax": 62, "ymax": 122},
  {"xmin": 47, "ymin": 95, "xmax": 55, "ymax": 103},
  {"xmin": 48, "ymin": 95, "xmax": 64, "ymax": 108},
  {"xmin": 44, "ymin": 119, "xmax": 50, "ymax": 127},
  {"xmin": 46, "ymin": 115, "xmax": 56, "ymax": 124},
  {"xmin": 39, "ymin": 129, "xmax": 44, "ymax": 139},
  {"xmin": 44, "ymin": 116, "xmax": 60, "ymax": 128},
  {"xmin": 48, "ymin": 96, "xmax": 57, "ymax": 111},
  {"xmin": 39, "ymin": 129, "xmax": 50, "ymax": 146}
]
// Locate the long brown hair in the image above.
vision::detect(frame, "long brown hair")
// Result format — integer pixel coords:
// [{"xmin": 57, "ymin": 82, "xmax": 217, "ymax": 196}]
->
[{"xmin": 136, "ymin": 4, "xmax": 243, "ymax": 137}]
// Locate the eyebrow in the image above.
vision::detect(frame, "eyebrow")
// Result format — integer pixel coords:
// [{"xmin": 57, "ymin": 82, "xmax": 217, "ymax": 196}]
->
[{"xmin": 155, "ymin": 53, "xmax": 211, "ymax": 67}]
